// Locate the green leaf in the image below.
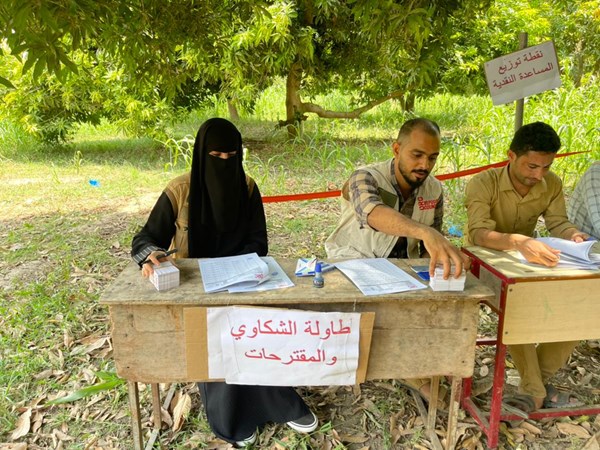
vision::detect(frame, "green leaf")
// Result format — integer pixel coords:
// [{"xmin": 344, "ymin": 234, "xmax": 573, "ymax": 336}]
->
[
  {"xmin": 32, "ymin": 56, "xmax": 46, "ymax": 79},
  {"xmin": 95, "ymin": 370, "xmax": 121, "ymax": 382},
  {"xmin": 56, "ymin": 47, "xmax": 79, "ymax": 74},
  {"xmin": 22, "ymin": 54, "xmax": 37, "ymax": 74},
  {"xmin": 47, "ymin": 378, "xmax": 125, "ymax": 405},
  {"xmin": 0, "ymin": 76, "xmax": 16, "ymax": 89}
]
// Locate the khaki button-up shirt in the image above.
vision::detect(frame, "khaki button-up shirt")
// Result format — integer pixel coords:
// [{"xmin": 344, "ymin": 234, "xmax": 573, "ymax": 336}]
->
[{"xmin": 464, "ymin": 165, "xmax": 576, "ymax": 245}]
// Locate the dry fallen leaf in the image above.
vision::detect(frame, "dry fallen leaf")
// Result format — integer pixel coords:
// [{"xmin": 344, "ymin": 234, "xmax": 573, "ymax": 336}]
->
[
  {"xmin": 457, "ymin": 432, "xmax": 481, "ymax": 450},
  {"xmin": 479, "ymin": 365, "xmax": 489, "ymax": 377},
  {"xmin": 338, "ymin": 434, "xmax": 368, "ymax": 443},
  {"xmin": 10, "ymin": 408, "xmax": 31, "ymax": 440},
  {"xmin": 31, "ymin": 410, "xmax": 45, "ymax": 434},
  {"xmin": 556, "ymin": 422, "xmax": 591, "ymax": 438},
  {"xmin": 582, "ymin": 432, "xmax": 600, "ymax": 450},
  {"xmin": 319, "ymin": 440, "xmax": 333, "ymax": 450},
  {"xmin": 64, "ymin": 330, "xmax": 73, "ymax": 349},
  {"xmin": 172, "ymin": 393, "xmax": 192, "ymax": 432},
  {"xmin": 520, "ymin": 421, "xmax": 542, "ymax": 435},
  {"xmin": 53, "ymin": 429, "xmax": 74, "ymax": 441}
]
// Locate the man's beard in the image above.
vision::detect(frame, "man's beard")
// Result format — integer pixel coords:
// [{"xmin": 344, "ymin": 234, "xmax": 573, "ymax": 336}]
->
[{"xmin": 400, "ymin": 167, "xmax": 429, "ymax": 189}]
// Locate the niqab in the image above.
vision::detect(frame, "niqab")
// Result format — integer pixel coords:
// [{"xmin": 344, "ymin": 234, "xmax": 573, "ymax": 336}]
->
[{"xmin": 188, "ymin": 118, "xmax": 249, "ymax": 257}]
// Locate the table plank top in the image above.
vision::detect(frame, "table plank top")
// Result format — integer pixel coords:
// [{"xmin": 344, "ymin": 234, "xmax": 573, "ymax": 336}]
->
[
  {"xmin": 100, "ymin": 258, "xmax": 495, "ymax": 306},
  {"xmin": 464, "ymin": 246, "xmax": 600, "ymax": 282}
]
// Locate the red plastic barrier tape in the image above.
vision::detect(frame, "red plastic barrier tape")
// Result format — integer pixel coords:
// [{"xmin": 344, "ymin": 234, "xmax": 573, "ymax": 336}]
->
[{"xmin": 261, "ymin": 151, "xmax": 588, "ymax": 203}]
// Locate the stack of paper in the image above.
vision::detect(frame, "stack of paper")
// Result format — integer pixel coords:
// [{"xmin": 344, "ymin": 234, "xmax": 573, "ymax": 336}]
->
[
  {"xmin": 335, "ymin": 258, "xmax": 427, "ymax": 296},
  {"xmin": 429, "ymin": 267, "xmax": 466, "ymax": 291},
  {"xmin": 150, "ymin": 261, "xmax": 180, "ymax": 291},
  {"xmin": 529, "ymin": 237, "xmax": 600, "ymax": 269},
  {"xmin": 199, "ymin": 253, "xmax": 294, "ymax": 293}
]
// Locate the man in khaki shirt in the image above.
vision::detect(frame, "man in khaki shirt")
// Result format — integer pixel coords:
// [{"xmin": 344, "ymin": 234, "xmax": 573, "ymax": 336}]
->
[{"xmin": 464, "ymin": 122, "xmax": 589, "ymax": 412}]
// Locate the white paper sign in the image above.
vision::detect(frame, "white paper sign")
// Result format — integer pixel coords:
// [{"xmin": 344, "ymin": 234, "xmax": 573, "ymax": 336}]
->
[
  {"xmin": 207, "ymin": 307, "xmax": 361, "ymax": 386},
  {"xmin": 485, "ymin": 41, "xmax": 561, "ymax": 105}
]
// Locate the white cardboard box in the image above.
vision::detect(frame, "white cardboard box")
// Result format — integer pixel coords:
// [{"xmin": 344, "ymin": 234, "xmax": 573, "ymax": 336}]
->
[
  {"xmin": 429, "ymin": 267, "xmax": 466, "ymax": 291},
  {"xmin": 150, "ymin": 261, "xmax": 180, "ymax": 291}
]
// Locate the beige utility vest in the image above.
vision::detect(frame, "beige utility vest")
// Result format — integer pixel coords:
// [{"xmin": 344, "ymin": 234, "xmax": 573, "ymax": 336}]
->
[
  {"xmin": 163, "ymin": 172, "xmax": 255, "ymax": 259},
  {"xmin": 325, "ymin": 159, "xmax": 442, "ymax": 259}
]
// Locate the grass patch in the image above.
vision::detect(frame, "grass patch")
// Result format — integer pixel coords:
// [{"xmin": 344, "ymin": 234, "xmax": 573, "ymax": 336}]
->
[{"xmin": 1, "ymin": 86, "xmax": 599, "ymax": 448}]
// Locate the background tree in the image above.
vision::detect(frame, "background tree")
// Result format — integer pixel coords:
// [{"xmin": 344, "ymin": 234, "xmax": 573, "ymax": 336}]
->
[
  {"xmin": 441, "ymin": 0, "xmax": 600, "ymax": 94},
  {"xmin": 1, "ymin": 0, "xmax": 599, "ymax": 142},
  {"xmin": 1, "ymin": 0, "xmax": 491, "ymax": 140}
]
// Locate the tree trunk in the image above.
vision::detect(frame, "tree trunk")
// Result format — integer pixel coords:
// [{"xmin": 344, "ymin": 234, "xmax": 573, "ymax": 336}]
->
[
  {"xmin": 285, "ymin": 61, "xmax": 304, "ymax": 138},
  {"xmin": 572, "ymin": 40, "xmax": 586, "ymax": 89},
  {"xmin": 227, "ymin": 100, "xmax": 240, "ymax": 121},
  {"xmin": 401, "ymin": 93, "xmax": 416, "ymax": 112}
]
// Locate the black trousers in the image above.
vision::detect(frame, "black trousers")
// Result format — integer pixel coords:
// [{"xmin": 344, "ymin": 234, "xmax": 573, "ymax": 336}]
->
[{"xmin": 198, "ymin": 382, "xmax": 310, "ymax": 442}]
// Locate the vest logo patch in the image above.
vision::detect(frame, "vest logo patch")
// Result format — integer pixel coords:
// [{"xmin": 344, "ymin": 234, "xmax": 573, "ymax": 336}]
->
[{"xmin": 417, "ymin": 197, "xmax": 438, "ymax": 210}]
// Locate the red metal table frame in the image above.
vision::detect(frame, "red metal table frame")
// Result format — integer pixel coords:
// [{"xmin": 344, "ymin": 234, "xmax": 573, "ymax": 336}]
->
[{"xmin": 461, "ymin": 246, "xmax": 600, "ymax": 449}]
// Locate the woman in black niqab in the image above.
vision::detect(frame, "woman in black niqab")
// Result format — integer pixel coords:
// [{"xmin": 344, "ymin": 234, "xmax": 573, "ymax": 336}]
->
[
  {"xmin": 189, "ymin": 117, "xmax": 253, "ymax": 257},
  {"xmin": 132, "ymin": 118, "xmax": 312, "ymax": 446},
  {"xmin": 192, "ymin": 119, "xmax": 311, "ymax": 445}
]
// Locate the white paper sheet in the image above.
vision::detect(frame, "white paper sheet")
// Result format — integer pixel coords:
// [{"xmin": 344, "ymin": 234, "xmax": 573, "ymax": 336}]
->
[
  {"xmin": 199, "ymin": 253, "xmax": 270, "ymax": 293},
  {"xmin": 228, "ymin": 257, "xmax": 294, "ymax": 292},
  {"xmin": 335, "ymin": 258, "xmax": 427, "ymax": 296},
  {"xmin": 207, "ymin": 307, "xmax": 361, "ymax": 385},
  {"xmin": 518, "ymin": 237, "xmax": 600, "ymax": 269}
]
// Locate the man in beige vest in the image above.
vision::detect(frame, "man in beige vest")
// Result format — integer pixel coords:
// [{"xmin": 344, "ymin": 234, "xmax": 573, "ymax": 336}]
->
[{"xmin": 325, "ymin": 117, "xmax": 467, "ymax": 407}]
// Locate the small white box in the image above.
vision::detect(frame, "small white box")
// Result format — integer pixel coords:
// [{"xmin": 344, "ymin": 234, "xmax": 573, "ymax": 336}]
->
[
  {"xmin": 150, "ymin": 261, "xmax": 180, "ymax": 291},
  {"xmin": 429, "ymin": 267, "xmax": 466, "ymax": 291}
]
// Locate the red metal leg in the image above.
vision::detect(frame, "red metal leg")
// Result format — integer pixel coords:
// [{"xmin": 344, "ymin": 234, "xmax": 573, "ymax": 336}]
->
[{"xmin": 486, "ymin": 340, "xmax": 507, "ymax": 448}]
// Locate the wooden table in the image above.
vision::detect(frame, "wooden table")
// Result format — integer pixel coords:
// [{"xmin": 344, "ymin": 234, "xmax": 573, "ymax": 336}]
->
[
  {"xmin": 99, "ymin": 258, "xmax": 494, "ymax": 450},
  {"xmin": 462, "ymin": 246, "xmax": 600, "ymax": 449}
]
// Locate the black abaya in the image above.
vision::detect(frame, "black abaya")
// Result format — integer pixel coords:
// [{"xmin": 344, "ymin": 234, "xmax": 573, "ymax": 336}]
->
[{"xmin": 131, "ymin": 118, "xmax": 310, "ymax": 444}]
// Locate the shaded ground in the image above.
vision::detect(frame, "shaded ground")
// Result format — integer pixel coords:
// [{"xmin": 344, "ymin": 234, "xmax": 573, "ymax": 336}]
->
[{"xmin": 1, "ymin": 199, "xmax": 600, "ymax": 450}]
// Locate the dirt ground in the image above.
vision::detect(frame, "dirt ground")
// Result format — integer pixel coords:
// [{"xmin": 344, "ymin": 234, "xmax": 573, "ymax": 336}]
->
[{"xmin": 1, "ymin": 202, "xmax": 600, "ymax": 450}]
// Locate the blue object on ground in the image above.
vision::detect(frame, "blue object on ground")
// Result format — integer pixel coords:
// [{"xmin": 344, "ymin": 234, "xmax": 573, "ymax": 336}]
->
[{"xmin": 448, "ymin": 225, "xmax": 463, "ymax": 237}]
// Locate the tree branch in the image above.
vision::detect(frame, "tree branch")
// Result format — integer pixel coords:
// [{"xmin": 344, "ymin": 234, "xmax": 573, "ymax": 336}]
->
[{"xmin": 300, "ymin": 89, "xmax": 405, "ymax": 119}]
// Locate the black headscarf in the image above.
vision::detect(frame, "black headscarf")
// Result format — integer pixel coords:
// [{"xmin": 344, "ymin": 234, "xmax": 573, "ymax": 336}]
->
[{"xmin": 188, "ymin": 118, "xmax": 250, "ymax": 257}]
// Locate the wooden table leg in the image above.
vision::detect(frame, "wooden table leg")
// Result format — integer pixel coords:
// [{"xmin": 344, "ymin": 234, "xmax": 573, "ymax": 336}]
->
[
  {"xmin": 446, "ymin": 377, "xmax": 462, "ymax": 450},
  {"xmin": 127, "ymin": 381, "xmax": 144, "ymax": 450},
  {"xmin": 145, "ymin": 384, "xmax": 177, "ymax": 450},
  {"xmin": 411, "ymin": 376, "xmax": 444, "ymax": 450},
  {"xmin": 151, "ymin": 384, "xmax": 162, "ymax": 430},
  {"xmin": 427, "ymin": 376, "xmax": 440, "ymax": 432}
]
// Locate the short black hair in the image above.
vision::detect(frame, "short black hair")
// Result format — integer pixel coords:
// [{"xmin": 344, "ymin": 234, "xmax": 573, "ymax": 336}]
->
[
  {"xmin": 397, "ymin": 118, "xmax": 440, "ymax": 144},
  {"xmin": 510, "ymin": 121, "xmax": 561, "ymax": 156}
]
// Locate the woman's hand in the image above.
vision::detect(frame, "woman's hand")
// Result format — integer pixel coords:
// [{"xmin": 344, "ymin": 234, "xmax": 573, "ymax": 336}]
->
[{"xmin": 141, "ymin": 251, "xmax": 173, "ymax": 277}]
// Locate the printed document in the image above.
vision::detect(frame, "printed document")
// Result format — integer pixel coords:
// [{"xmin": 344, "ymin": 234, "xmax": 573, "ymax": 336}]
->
[
  {"xmin": 228, "ymin": 256, "xmax": 294, "ymax": 292},
  {"xmin": 518, "ymin": 238, "xmax": 600, "ymax": 269},
  {"xmin": 335, "ymin": 258, "xmax": 427, "ymax": 295},
  {"xmin": 199, "ymin": 253, "xmax": 268, "ymax": 293}
]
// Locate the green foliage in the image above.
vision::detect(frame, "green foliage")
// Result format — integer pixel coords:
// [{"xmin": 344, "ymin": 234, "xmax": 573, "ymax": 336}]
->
[
  {"xmin": 0, "ymin": 119, "xmax": 40, "ymax": 160},
  {"xmin": 442, "ymin": 0, "xmax": 600, "ymax": 94},
  {"xmin": 0, "ymin": 0, "xmax": 493, "ymax": 139},
  {"xmin": 2, "ymin": 89, "xmax": 600, "ymax": 446},
  {"xmin": 1, "ymin": 0, "xmax": 600, "ymax": 145},
  {"xmin": 47, "ymin": 371, "xmax": 125, "ymax": 405}
]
